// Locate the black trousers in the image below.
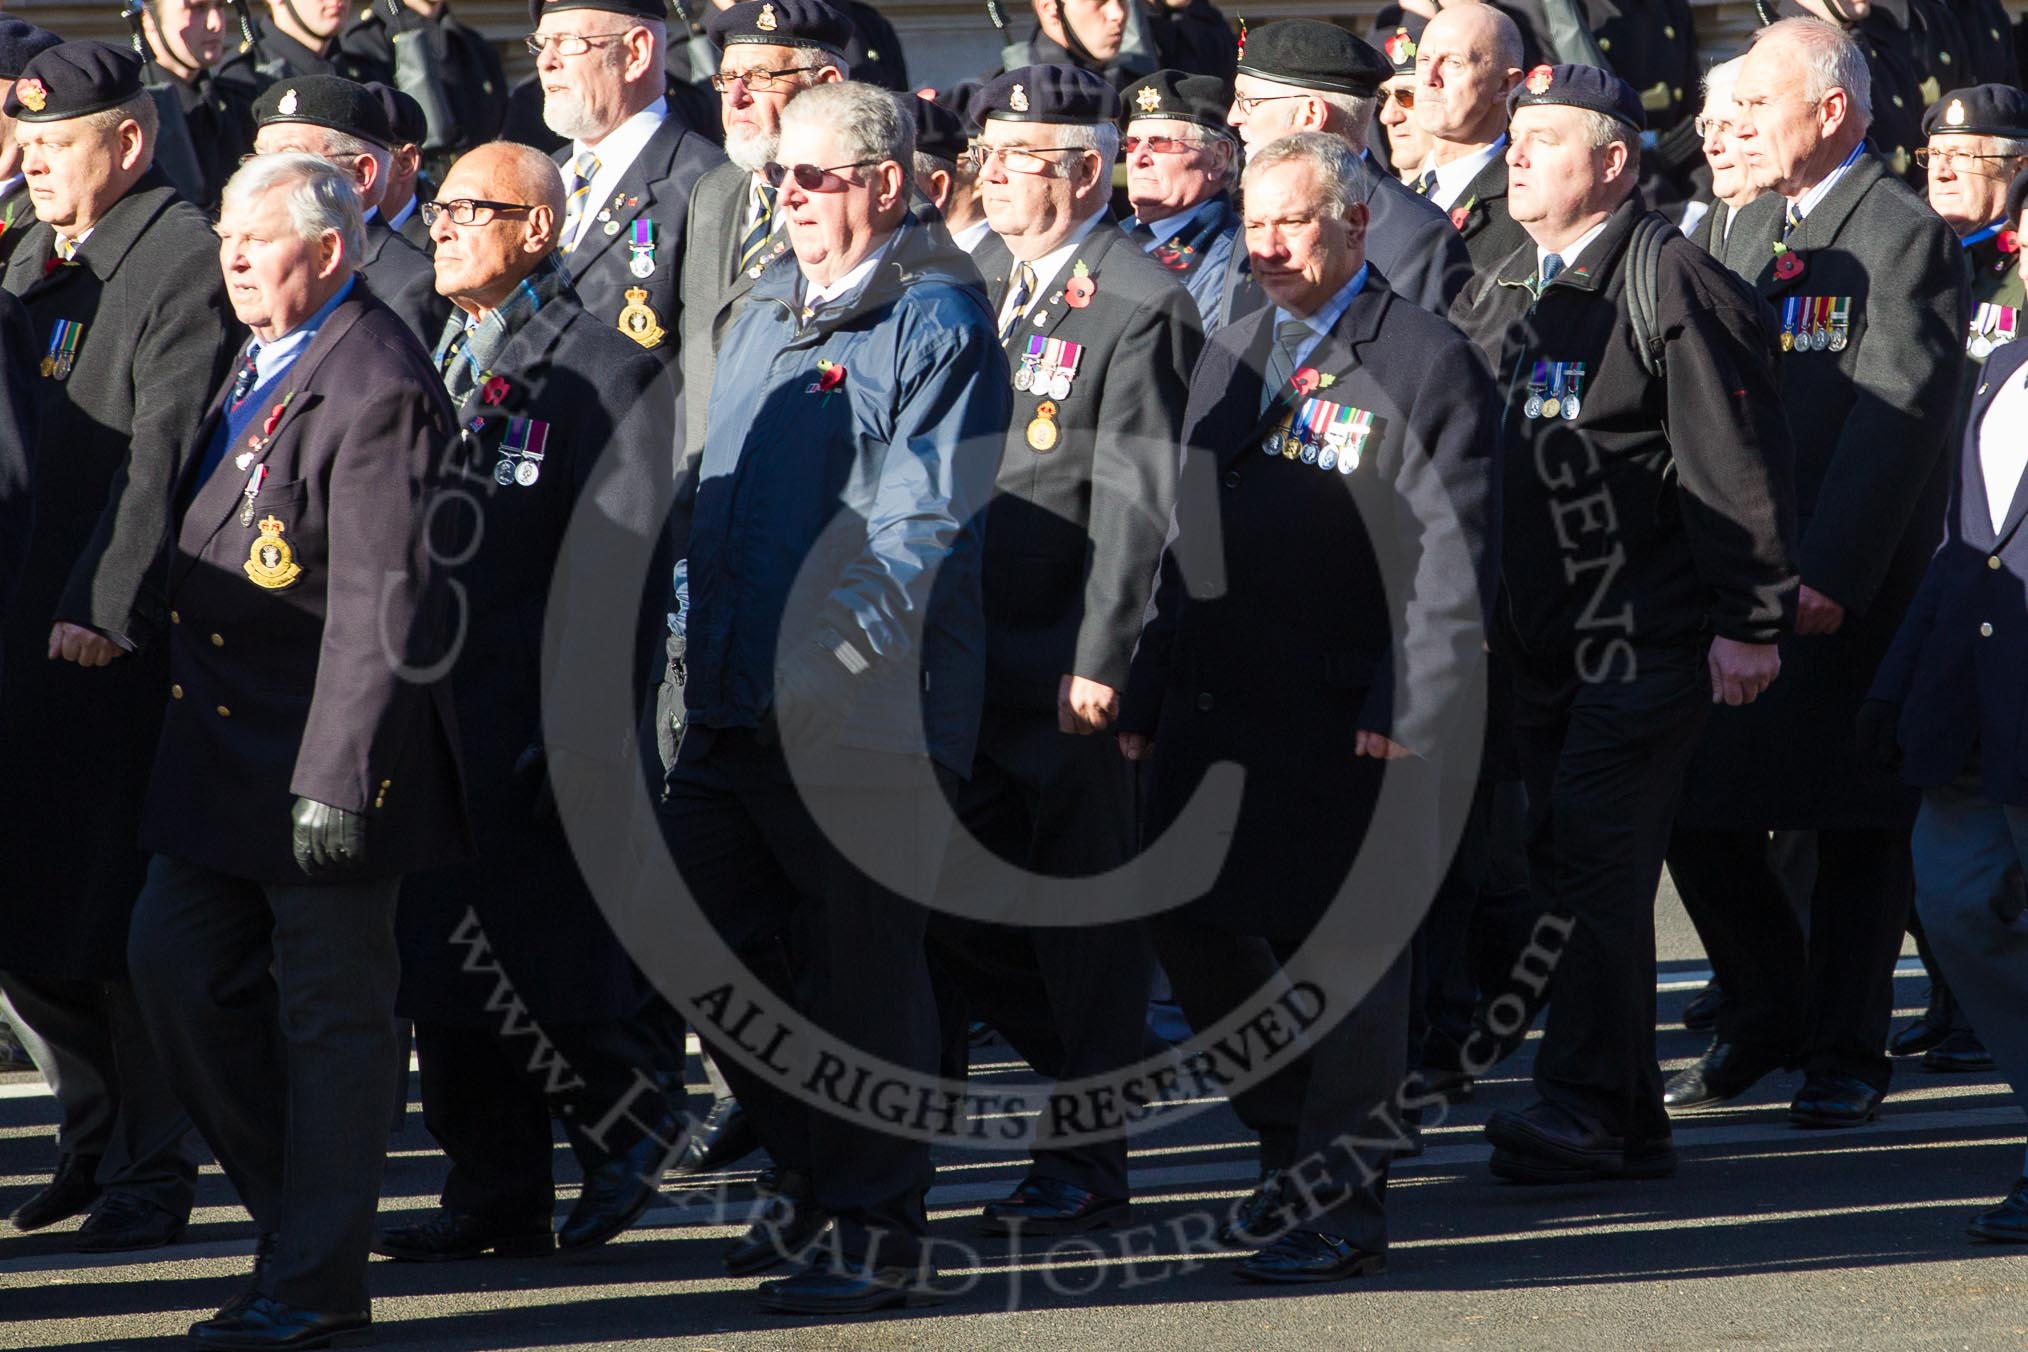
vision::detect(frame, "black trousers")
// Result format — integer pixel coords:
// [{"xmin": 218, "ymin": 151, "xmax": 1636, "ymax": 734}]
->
[
  {"xmin": 1511, "ymin": 644, "xmax": 1710, "ymax": 1142},
  {"xmin": 930, "ymin": 706, "xmax": 1151, "ymax": 1201},
  {"xmin": 659, "ymin": 729, "xmax": 953, "ymax": 1266},
  {"xmin": 1155, "ymin": 926, "xmax": 1412, "ymax": 1253},
  {"xmin": 128, "ymin": 854, "xmax": 401, "ymax": 1313},
  {"xmin": 414, "ymin": 1017, "xmax": 671, "ymax": 1226},
  {"xmin": 1666, "ymin": 825, "xmax": 1910, "ymax": 1089},
  {"xmin": 0, "ymin": 970, "xmax": 200, "ymax": 1218}
]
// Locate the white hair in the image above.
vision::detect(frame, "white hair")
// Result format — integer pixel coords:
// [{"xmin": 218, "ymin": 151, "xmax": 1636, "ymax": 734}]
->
[
  {"xmin": 222, "ymin": 152, "xmax": 366, "ymax": 266},
  {"xmin": 1316, "ymin": 89, "xmax": 1379, "ymax": 150},
  {"xmin": 1056, "ymin": 119, "xmax": 1122, "ymax": 184},
  {"xmin": 779, "ymin": 82, "xmax": 915, "ymax": 194},
  {"xmin": 1755, "ymin": 15, "xmax": 1872, "ymax": 129},
  {"xmin": 1702, "ymin": 54, "xmax": 1745, "ymax": 103}
]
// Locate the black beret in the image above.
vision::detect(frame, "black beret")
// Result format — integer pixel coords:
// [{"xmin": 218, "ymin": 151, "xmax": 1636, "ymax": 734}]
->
[
  {"xmin": 254, "ymin": 74, "xmax": 393, "ymax": 147},
  {"xmin": 704, "ymin": 0, "xmax": 853, "ymax": 55},
  {"xmin": 1379, "ymin": 24, "xmax": 1420, "ymax": 80},
  {"xmin": 0, "ymin": 19, "xmax": 63, "ymax": 82},
  {"xmin": 934, "ymin": 79, "xmax": 987, "ymax": 133},
  {"xmin": 1123, "ymin": 70, "xmax": 1231, "ymax": 131},
  {"xmin": 5, "ymin": 42, "xmax": 143, "ymax": 123},
  {"xmin": 2007, "ymin": 168, "xmax": 2028, "ymax": 226},
  {"xmin": 527, "ymin": 0, "xmax": 664, "ymax": 29},
  {"xmin": 1236, "ymin": 20, "xmax": 1389, "ymax": 99},
  {"xmin": 979, "ymin": 64, "xmax": 1120, "ymax": 125},
  {"xmin": 366, "ymin": 82, "xmax": 426, "ymax": 147},
  {"xmin": 1923, "ymin": 84, "xmax": 2028, "ymax": 140},
  {"xmin": 1506, "ymin": 63, "xmax": 1646, "ymax": 132},
  {"xmin": 910, "ymin": 94, "xmax": 968, "ymax": 163}
]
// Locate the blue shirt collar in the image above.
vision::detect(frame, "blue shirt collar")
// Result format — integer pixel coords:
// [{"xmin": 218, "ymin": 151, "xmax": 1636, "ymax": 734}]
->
[
  {"xmin": 1275, "ymin": 263, "xmax": 1369, "ymax": 342},
  {"xmin": 249, "ymin": 274, "xmax": 356, "ymax": 379}
]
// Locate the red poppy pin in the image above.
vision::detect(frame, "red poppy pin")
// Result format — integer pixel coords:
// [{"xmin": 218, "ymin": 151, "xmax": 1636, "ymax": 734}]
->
[
  {"xmin": 1064, "ymin": 259, "xmax": 1096, "ymax": 308},
  {"xmin": 481, "ymin": 375, "xmax": 509, "ymax": 405},
  {"xmin": 1236, "ymin": 16, "xmax": 1247, "ymax": 60},
  {"xmin": 262, "ymin": 402, "xmax": 287, "ymax": 437},
  {"xmin": 1292, "ymin": 366, "xmax": 1320, "ymax": 396},
  {"xmin": 1450, "ymin": 203, "xmax": 1472, "ymax": 231},
  {"xmin": 815, "ymin": 360, "xmax": 847, "ymax": 393},
  {"xmin": 2001, "ymin": 229, "xmax": 2020, "ymax": 255},
  {"xmin": 1773, "ymin": 248, "xmax": 1804, "ymax": 281},
  {"xmin": 1526, "ymin": 65, "xmax": 1553, "ymax": 95}
]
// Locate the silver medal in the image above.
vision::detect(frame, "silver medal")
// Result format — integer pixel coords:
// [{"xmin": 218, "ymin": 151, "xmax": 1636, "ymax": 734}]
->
[
  {"xmin": 1319, "ymin": 448, "xmax": 1337, "ymax": 471},
  {"xmin": 1971, "ymin": 334, "xmax": 1993, "ymax": 358},
  {"xmin": 494, "ymin": 460, "xmax": 517, "ymax": 486},
  {"xmin": 1560, "ymin": 395, "xmax": 1581, "ymax": 421},
  {"xmin": 1046, "ymin": 371, "xmax": 1072, "ymax": 401},
  {"xmin": 1014, "ymin": 366, "xmax": 1033, "ymax": 392},
  {"xmin": 630, "ymin": 252, "xmax": 654, "ymax": 279},
  {"xmin": 1524, "ymin": 394, "xmax": 1543, "ymax": 419},
  {"xmin": 515, "ymin": 460, "xmax": 540, "ymax": 486}
]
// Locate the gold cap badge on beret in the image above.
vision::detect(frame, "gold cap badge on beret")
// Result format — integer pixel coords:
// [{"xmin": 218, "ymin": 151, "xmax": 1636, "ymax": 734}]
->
[
  {"xmin": 1010, "ymin": 82, "xmax": 1028, "ymax": 112},
  {"xmin": 1947, "ymin": 98, "xmax": 1966, "ymax": 126},
  {"xmin": 1136, "ymin": 85, "xmax": 1161, "ymax": 113},
  {"xmin": 16, "ymin": 79, "xmax": 44, "ymax": 113},
  {"xmin": 1526, "ymin": 65, "xmax": 1553, "ymax": 95},
  {"xmin": 756, "ymin": 2, "xmax": 777, "ymax": 31},
  {"xmin": 278, "ymin": 87, "xmax": 298, "ymax": 115}
]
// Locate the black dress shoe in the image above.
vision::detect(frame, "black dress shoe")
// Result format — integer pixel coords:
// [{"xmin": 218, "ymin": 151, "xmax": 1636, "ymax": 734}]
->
[
  {"xmin": 214, "ymin": 1234, "xmax": 279, "ymax": 1322},
  {"xmin": 724, "ymin": 1177, "xmax": 829, "ymax": 1276},
  {"xmin": 560, "ymin": 1118, "xmax": 679, "ymax": 1250},
  {"xmin": 1922, "ymin": 1029, "xmax": 1994, "ymax": 1073},
  {"xmin": 374, "ymin": 1209, "xmax": 553, "ymax": 1262},
  {"xmin": 1486, "ymin": 1100, "xmax": 1676, "ymax": 1183},
  {"xmin": 1682, "ymin": 981, "xmax": 1727, "ymax": 1033},
  {"xmin": 73, "ymin": 1192, "xmax": 187, "ymax": 1252},
  {"xmin": 11, "ymin": 1152, "xmax": 103, "ymax": 1231},
  {"xmin": 1888, "ymin": 982, "xmax": 1957, "ymax": 1057},
  {"xmin": 756, "ymin": 1257, "xmax": 934, "ymax": 1314},
  {"xmin": 188, "ymin": 1295, "xmax": 372, "ymax": 1349},
  {"xmin": 670, "ymin": 1097, "xmax": 761, "ymax": 1176},
  {"xmin": 1235, "ymin": 1229, "xmax": 1386, "ymax": 1284},
  {"xmin": 1664, "ymin": 1040, "xmax": 1786, "ymax": 1110},
  {"xmin": 979, "ymin": 1176, "xmax": 1130, "ymax": 1235},
  {"xmin": 1217, "ymin": 1170, "xmax": 1289, "ymax": 1248},
  {"xmin": 1788, "ymin": 1072, "xmax": 1882, "ymax": 1128},
  {"xmin": 1968, "ymin": 1177, "xmax": 2028, "ymax": 1243}
]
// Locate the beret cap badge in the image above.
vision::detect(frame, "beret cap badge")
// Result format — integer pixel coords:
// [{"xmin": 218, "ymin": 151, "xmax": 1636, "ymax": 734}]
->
[
  {"xmin": 1010, "ymin": 82, "xmax": 1028, "ymax": 112},
  {"xmin": 15, "ymin": 78, "xmax": 43, "ymax": 112},
  {"xmin": 1385, "ymin": 30, "xmax": 1415, "ymax": 65},
  {"xmin": 278, "ymin": 87, "xmax": 298, "ymax": 115},
  {"xmin": 1136, "ymin": 85, "xmax": 1160, "ymax": 113},
  {"xmin": 756, "ymin": 2, "xmax": 777, "ymax": 30},
  {"xmin": 1946, "ymin": 98, "xmax": 1966, "ymax": 126},
  {"xmin": 1527, "ymin": 65, "xmax": 1553, "ymax": 95}
]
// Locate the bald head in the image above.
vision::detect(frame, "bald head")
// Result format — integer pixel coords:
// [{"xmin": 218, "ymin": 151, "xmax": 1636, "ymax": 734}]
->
[
  {"xmin": 1414, "ymin": 0, "xmax": 1524, "ymax": 152},
  {"xmin": 431, "ymin": 141, "xmax": 569, "ymax": 316}
]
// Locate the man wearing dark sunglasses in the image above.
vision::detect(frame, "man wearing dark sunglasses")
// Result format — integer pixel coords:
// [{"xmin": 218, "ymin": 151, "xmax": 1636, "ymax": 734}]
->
[
  {"xmin": 1119, "ymin": 69, "xmax": 1239, "ymax": 330},
  {"xmin": 533, "ymin": 0, "xmax": 723, "ymax": 361},
  {"xmin": 930, "ymin": 63, "xmax": 1202, "ymax": 1244},
  {"xmin": 662, "ymin": 79, "xmax": 1008, "ymax": 1315}
]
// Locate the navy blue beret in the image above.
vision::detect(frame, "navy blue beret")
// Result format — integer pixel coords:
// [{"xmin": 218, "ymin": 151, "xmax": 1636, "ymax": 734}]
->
[
  {"xmin": 5, "ymin": 41, "xmax": 143, "ymax": 123},
  {"xmin": 1236, "ymin": 20, "xmax": 1389, "ymax": 99},
  {"xmin": 706, "ymin": 0, "xmax": 853, "ymax": 55},
  {"xmin": 1924, "ymin": 84, "xmax": 2028, "ymax": 140},
  {"xmin": 911, "ymin": 95, "xmax": 969, "ymax": 163},
  {"xmin": 979, "ymin": 64, "xmax": 1119, "ymax": 125},
  {"xmin": 1506, "ymin": 63, "xmax": 1646, "ymax": 132}
]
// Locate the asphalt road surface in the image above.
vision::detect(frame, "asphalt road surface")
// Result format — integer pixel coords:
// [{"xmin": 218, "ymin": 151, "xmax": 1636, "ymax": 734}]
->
[{"xmin": 4, "ymin": 882, "xmax": 2022, "ymax": 1352}]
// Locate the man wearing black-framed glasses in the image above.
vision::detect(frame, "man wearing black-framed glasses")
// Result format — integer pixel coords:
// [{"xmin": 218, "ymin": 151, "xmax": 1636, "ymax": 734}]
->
[
  {"xmin": 375, "ymin": 138, "xmax": 683, "ymax": 1266},
  {"xmin": 533, "ymin": 0, "xmax": 722, "ymax": 361}
]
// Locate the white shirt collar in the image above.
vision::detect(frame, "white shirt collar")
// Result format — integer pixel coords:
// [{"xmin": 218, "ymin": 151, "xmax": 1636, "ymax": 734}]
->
[
  {"xmin": 999, "ymin": 209, "xmax": 1106, "ymax": 326},
  {"xmin": 804, "ymin": 233, "xmax": 895, "ymax": 308},
  {"xmin": 1537, "ymin": 217, "xmax": 1611, "ymax": 279},
  {"xmin": 1422, "ymin": 138, "xmax": 1504, "ymax": 211},
  {"xmin": 1788, "ymin": 141, "xmax": 1865, "ymax": 223},
  {"xmin": 565, "ymin": 97, "xmax": 668, "ymax": 249},
  {"xmin": 0, "ymin": 173, "xmax": 22, "ymax": 200},
  {"xmin": 954, "ymin": 218, "xmax": 994, "ymax": 254}
]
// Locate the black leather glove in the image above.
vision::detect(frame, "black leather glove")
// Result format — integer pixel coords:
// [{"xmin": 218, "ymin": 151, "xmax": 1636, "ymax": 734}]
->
[
  {"xmin": 761, "ymin": 626, "xmax": 867, "ymax": 750},
  {"xmin": 290, "ymin": 795, "xmax": 368, "ymax": 878},
  {"xmin": 1853, "ymin": 699, "xmax": 1902, "ymax": 774}
]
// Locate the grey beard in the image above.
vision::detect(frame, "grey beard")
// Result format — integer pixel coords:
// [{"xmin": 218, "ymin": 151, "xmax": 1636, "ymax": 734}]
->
[
  {"xmin": 543, "ymin": 90, "xmax": 608, "ymax": 143},
  {"xmin": 724, "ymin": 125, "xmax": 779, "ymax": 175}
]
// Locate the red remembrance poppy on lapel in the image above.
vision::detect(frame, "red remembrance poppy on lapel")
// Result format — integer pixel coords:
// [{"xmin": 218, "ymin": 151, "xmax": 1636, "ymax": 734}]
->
[
  {"xmin": 1774, "ymin": 251, "xmax": 1805, "ymax": 281},
  {"xmin": 262, "ymin": 402, "xmax": 286, "ymax": 437},
  {"xmin": 816, "ymin": 361, "xmax": 847, "ymax": 392},
  {"xmin": 481, "ymin": 376, "xmax": 509, "ymax": 405},
  {"xmin": 1291, "ymin": 367, "xmax": 1321, "ymax": 396}
]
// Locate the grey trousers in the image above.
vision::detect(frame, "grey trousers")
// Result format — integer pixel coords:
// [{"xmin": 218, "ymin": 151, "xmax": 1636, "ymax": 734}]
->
[
  {"xmin": 1911, "ymin": 778, "xmax": 2028, "ymax": 1172},
  {"xmin": 0, "ymin": 971, "xmax": 200, "ymax": 1217},
  {"xmin": 128, "ymin": 854, "xmax": 401, "ymax": 1313}
]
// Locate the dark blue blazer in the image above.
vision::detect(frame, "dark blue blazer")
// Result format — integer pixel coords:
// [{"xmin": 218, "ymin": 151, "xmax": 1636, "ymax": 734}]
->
[{"xmin": 1872, "ymin": 336, "xmax": 2028, "ymax": 805}]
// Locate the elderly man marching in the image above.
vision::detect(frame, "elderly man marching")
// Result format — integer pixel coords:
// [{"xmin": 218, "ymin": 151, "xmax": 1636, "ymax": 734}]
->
[{"xmin": 1119, "ymin": 69, "xmax": 1240, "ymax": 330}]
